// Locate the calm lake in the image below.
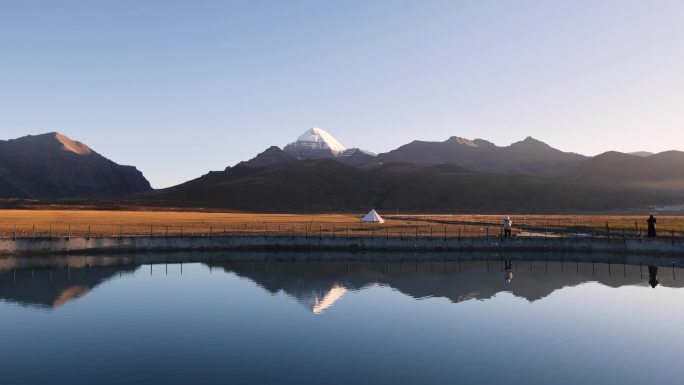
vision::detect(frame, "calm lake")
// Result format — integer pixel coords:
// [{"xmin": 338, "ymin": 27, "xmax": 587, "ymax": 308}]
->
[{"xmin": 1, "ymin": 252, "xmax": 683, "ymax": 385}]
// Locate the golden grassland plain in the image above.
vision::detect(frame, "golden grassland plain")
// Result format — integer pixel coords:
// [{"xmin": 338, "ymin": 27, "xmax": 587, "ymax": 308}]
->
[{"xmin": 1, "ymin": 210, "xmax": 683, "ymax": 238}]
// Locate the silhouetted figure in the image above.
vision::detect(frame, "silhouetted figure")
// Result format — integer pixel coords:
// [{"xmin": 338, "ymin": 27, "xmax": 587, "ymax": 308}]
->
[
  {"xmin": 648, "ymin": 266, "xmax": 659, "ymax": 288},
  {"xmin": 503, "ymin": 217, "xmax": 512, "ymax": 239},
  {"xmin": 647, "ymin": 215, "xmax": 657, "ymax": 240},
  {"xmin": 505, "ymin": 260, "xmax": 513, "ymax": 283}
]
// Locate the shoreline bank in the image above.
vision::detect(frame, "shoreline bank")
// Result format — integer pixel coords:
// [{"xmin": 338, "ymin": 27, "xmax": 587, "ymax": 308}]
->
[{"xmin": 1, "ymin": 235, "xmax": 683, "ymax": 257}]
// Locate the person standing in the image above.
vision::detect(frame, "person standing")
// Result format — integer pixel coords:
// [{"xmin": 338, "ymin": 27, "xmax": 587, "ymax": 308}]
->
[
  {"xmin": 647, "ymin": 215, "xmax": 657, "ymax": 240},
  {"xmin": 503, "ymin": 216, "xmax": 512, "ymax": 239},
  {"xmin": 648, "ymin": 266, "xmax": 659, "ymax": 288},
  {"xmin": 505, "ymin": 260, "xmax": 513, "ymax": 283}
]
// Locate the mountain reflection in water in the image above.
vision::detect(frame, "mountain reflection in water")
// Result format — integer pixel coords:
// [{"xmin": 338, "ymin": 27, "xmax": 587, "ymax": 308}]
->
[{"xmin": 1, "ymin": 253, "xmax": 681, "ymax": 312}]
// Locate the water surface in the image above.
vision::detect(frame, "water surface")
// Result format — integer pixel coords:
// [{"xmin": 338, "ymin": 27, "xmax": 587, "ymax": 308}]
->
[{"xmin": 1, "ymin": 252, "xmax": 683, "ymax": 385}]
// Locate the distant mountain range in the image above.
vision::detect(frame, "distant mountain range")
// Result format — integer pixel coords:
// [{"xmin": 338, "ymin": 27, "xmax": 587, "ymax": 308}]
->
[
  {"xmin": 276, "ymin": 128, "xmax": 590, "ymax": 177},
  {"xmin": 2, "ymin": 128, "xmax": 683, "ymax": 212},
  {"xmin": 0, "ymin": 133, "xmax": 151, "ymax": 198},
  {"xmin": 145, "ymin": 127, "xmax": 684, "ymax": 212},
  {"xmin": 564, "ymin": 151, "xmax": 684, "ymax": 190},
  {"xmin": 377, "ymin": 136, "xmax": 587, "ymax": 177},
  {"xmin": 147, "ymin": 155, "xmax": 681, "ymax": 212}
]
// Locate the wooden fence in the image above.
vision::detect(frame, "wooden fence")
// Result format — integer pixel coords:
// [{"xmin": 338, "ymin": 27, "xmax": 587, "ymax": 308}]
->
[{"xmin": 1, "ymin": 218, "xmax": 681, "ymax": 241}]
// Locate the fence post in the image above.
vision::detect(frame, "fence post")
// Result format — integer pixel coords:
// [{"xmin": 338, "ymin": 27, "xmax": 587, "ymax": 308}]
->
[
  {"xmin": 545, "ymin": 221, "xmax": 548, "ymax": 238},
  {"xmin": 12, "ymin": 225, "xmax": 16, "ymax": 241},
  {"xmin": 68, "ymin": 225, "xmax": 71, "ymax": 241},
  {"xmin": 634, "ymin": 221, "xmax": 638, "ymax": 239},
  {"xmin": 87, "ymin": 225, "xmax": 91, "ymax": 240}
]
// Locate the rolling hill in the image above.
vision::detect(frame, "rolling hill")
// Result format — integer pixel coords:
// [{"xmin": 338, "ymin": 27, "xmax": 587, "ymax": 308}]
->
[{"xmin": 0, "ymin": 132, "xmax": 152, "ymax": 198}]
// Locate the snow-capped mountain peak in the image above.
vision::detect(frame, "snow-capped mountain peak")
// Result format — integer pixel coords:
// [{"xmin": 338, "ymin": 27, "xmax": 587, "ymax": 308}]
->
[
  {"xmin": 295, "ymin": 127, "xmax": 346, "ymax": 153},
  {"xmin": 284, "ymin": 127, "xmax": 347, "ymax": 159},
  {"xmin": 282, "ymin": 127, "xmax": 376, "ymax": 165}
]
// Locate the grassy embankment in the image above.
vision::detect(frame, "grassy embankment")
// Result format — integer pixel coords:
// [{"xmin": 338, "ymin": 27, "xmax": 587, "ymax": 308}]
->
[{"xmin": 0, "ymin": 210, "xmax": 682, "ymax": 239}]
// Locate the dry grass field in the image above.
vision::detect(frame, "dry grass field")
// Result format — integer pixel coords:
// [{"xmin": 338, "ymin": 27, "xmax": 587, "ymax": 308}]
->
[{"xmin": 0, "ymin": 209, "xmax": 682, "ymax": 239}]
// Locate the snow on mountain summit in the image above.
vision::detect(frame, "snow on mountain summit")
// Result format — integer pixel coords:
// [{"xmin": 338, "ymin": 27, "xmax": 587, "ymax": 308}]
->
[
  {"xmin": 284, "ymin": 127, "xmax": 347, "ymax": 159},
  {"xmin": 282, "ymin": 127, "xmax": 376, "ymax": 165},
  {"xmin": 294, "ymin": 127, "xmax": 346, "ymax": 153}
]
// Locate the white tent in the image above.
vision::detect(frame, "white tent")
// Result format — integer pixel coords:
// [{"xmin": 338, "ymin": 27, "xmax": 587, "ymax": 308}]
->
[{"xmin": 361, "ymin": 209, "xmax": 385, "ymax": 223}]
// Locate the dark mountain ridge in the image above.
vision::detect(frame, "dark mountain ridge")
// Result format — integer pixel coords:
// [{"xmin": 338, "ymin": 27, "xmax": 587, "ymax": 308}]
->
[
  {"xmin": 145, "ymin": 152, "xmax": 682, "ymax": 213},
  {"xmin": 376, "ymin": 136, "xmax": 587, "ymax": 177},
  {"xmin": 0, "ymin": 132, "xmax": 152, "ymax": 198},
  {"xmin": 564, "ymin": 150, "xmax": 684, "ymax": 191}
]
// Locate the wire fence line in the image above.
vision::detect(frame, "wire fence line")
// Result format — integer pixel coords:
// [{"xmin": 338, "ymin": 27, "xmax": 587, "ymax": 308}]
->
[{"xmin": 1, "ymin": 218, "xmax": 682, "ymax": 241}]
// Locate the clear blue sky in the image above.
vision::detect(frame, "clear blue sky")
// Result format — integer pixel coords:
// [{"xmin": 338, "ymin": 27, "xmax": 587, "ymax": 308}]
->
[{"xmin": 1, "ymin": 0, "xmax": 682, "ymax": 188}]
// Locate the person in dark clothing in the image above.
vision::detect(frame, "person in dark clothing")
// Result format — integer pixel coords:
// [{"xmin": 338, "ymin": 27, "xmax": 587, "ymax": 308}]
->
[
  {"xmin": 504, "ymin": 260, "xmax": 513, "ymax": 283},
  {"xmin": 647, "ymin": 215, "xmax": 657, "ymax": 240},
  {"xmin": 648, "ymin": 266, "xmax": 659, "ymax": 288}
]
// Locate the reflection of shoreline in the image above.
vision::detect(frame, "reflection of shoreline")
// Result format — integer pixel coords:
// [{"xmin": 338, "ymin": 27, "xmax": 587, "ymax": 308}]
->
[
  {"xmin": 0, "ymin": 264, "xmax": 137, "ymax": 309},
  {"xmin": 2, "ymin": 250, "xmax": 683, "ymax": 273},
  {"xmin": 2, "ymin": 252, "xmax": 683, "ymax": 312}
]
